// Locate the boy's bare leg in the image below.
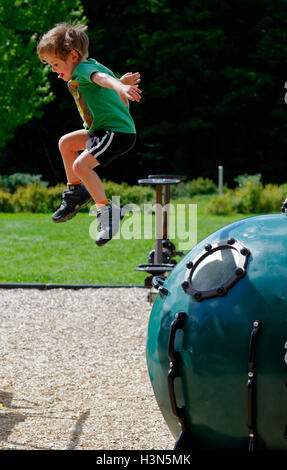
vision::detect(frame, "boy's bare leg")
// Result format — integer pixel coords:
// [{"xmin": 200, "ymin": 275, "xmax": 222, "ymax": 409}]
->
[
  {"xmin": 59, "ymin": 143, "xmax": 123, "ymax": 245},
  {"xmin": 72, "ymin": 149, "xmax": 107, "ymax": 204},
  {"xmin": 72, "ymin": 150, "xmax": 123, "ymax": 245},
  {"xmin": 58, "ymin": 130, "xmax": 108, "ymax": 204},
  {"xmin": 58, "ymin": 129, "xmax": 90, "ymax": 183},
  {"xmin": 51, "ymin": 130, "xmax": 93, "ymax": 223}
]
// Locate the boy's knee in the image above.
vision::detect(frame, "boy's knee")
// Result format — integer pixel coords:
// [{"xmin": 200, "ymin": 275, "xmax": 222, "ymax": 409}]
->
[
  {"xmin": 58, "ymin": 135, "xmax": 67, "ymax": 152},
  {"xmin": 72, "ymin": 157, "xmax": 85, "ymax": 177},
  {"xmin": 58, "ymin": 133, "xmax": 75, "ymax": 153}
]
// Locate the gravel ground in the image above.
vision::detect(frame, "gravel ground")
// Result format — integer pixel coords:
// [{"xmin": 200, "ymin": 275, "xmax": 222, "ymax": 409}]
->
[{"xmin": 0, "ymin": 288, "xmax": 174, "ymax": 450}]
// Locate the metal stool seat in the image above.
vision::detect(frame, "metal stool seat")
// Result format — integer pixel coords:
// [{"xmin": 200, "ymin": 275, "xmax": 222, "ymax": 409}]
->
[
  {"xmin": 137, "ymin": 177, "xmax": 181, "ymax": 264},
  {"xmin": 135, "ymin": 175, "xmax": 186, "ymax": 299}
]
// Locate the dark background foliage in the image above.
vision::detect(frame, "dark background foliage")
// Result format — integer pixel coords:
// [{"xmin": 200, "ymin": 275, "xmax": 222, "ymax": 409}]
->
[{"xmin": 1, "ymin": 0, "xmax": 287, "ymax": 187}]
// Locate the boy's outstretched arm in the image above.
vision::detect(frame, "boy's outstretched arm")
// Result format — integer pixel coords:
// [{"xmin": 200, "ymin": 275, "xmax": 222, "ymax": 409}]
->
[{"xmin": 91, "ymin": 71, "xmax": 142, "ymax": 106}]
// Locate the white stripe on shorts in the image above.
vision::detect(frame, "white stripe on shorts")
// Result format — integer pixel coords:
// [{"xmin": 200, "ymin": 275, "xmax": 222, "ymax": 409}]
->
[{"xmin": 89, "ymin": 131, "xmax": 115, "ymax": 158}]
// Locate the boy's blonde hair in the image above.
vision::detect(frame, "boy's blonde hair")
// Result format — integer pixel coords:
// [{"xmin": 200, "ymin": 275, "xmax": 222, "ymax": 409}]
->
[{"xmin": 37, "ymin": 23, "xmax": 89, "ymax": 63}]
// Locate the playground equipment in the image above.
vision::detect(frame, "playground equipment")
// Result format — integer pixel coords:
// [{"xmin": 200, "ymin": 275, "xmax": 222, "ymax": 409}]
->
[
  {"xmin": 146, "ymin": 212, "xmax": 287, "ymax": 450},
  {"xmin": 134, "ymin": 175, "xmax": 186, "ymax": 302}
]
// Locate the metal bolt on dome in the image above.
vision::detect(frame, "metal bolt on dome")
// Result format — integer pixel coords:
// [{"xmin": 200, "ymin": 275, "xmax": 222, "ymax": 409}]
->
[{"xmin": 247, "ymin": 319, "xmax": 262, "ymax": 451}]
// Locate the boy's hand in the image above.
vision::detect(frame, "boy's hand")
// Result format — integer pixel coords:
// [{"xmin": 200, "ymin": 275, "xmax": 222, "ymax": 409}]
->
[
  {"xmin": 118, "ymin": 83, "xmax": 142, "ymax": 107},
  {"xmin": 120, "ymin": 72, "xmax": 141, "ymax": 86}
]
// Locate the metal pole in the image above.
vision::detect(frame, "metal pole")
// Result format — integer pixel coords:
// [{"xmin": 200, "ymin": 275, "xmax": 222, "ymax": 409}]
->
[
  {"xmin": 218, "ymin": 166, "xmax": 223, "ymax": 195},
  {"xmin": 155, "ymin": 184, "xmax": 163, "ymax": 264},
  {"xmin": 163, "ymin": 184, "xmax": 170, "ymax": 239}
]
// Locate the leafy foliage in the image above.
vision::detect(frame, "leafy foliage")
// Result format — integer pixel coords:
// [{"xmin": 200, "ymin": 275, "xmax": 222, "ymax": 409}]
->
[
  {"xmin": 1, "ymin": 0, "xmax": 287, "ymax": 186},
  {"xmin": 0, "ymin": 0, "xmax": 85, "ymax": 147}
]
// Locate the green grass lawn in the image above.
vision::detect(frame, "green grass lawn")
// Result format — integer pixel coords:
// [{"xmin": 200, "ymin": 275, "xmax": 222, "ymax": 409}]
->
[{"xmin": 0, "ymin": 195, "xmax": 255, "ymax": 284}]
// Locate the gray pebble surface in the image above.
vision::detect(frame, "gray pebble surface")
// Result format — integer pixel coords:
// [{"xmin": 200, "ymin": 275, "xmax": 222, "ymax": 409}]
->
[{"xmin": 0, "ymin": 288, "xmax": 174, "ymax": 450}]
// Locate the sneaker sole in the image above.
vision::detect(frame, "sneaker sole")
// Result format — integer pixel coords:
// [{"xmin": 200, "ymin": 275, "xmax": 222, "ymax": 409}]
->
[
  {"xmin": 95, "ymin": 211, "xmax": 125, "ymax": 246},
  {"xmin": 52, "ymin": 198, "xmax": 92, "ymax": 223}
]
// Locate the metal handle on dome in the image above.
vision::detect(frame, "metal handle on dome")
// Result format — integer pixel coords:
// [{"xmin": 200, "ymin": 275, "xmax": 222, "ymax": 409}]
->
[
  {"xmin": 167, "ymin": 311, "xmax": 187, "ymax": 430},
  {"xmin": 152, "ymin": 276, "xmax": 168, "ymax": 295}
]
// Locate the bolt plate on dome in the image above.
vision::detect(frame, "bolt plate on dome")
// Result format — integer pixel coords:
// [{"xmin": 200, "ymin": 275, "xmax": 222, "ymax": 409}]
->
[{"xmin": 181, "ymin": 238, "xmax": 250, "ymax": 301}]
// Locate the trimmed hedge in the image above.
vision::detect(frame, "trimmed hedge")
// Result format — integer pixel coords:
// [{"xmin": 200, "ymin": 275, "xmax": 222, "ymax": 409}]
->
[
  {"xmin": 0, "ymin": 175, "xmax": 219, "ymax": 213},
  {"xmin": 2, "ymin": 172, "xmax": 284, "ymax": 215},
  {"xmin": 0, "ymin": 181, "xmax": 156, "ymax": 213}
]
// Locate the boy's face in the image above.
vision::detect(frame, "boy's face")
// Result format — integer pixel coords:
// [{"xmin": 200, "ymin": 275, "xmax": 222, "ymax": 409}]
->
[{"xmin": 44, "ymin": 50, "xmax": 79, "ymax": 82}]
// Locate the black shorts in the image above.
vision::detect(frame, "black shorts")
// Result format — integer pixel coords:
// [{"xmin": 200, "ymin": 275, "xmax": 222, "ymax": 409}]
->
[{"xmin": 86, "ymin": 130, "xmax": 136, "ymax": 167}]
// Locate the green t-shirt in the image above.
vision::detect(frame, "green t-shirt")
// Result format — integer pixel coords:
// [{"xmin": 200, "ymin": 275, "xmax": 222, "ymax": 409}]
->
[{"xmin": 68, "ymin": 58, "xmax": 136, "ymax": 134}]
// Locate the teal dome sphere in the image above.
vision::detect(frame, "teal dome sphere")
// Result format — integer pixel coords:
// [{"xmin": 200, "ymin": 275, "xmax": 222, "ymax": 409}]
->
[{"xmin": 146, "ymin": 213, "xmax": 287, "ymax": 450}]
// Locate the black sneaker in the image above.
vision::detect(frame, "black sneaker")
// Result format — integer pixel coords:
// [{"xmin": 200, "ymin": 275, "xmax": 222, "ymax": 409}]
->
[
  {"xmin": 95, "ymin": 202, "xmax": 124, "ymax": 246},
  {"xmin": 52, "ymin": 184, "xmax": 92, "ymax": 223}
]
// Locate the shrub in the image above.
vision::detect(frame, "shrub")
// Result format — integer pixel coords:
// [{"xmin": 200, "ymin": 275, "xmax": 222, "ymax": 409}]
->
[
  {"xmin": 232, "ymin": 180, "xmax": 262, "ymax": 214},
  {"xmin": 11, "ymin": 183, "xmax": 70, "ymax": 213},
  {"xmin": 234, "ymin": 173, "xmax": 262, "ymax": 188},
  {"xmin": 259, "ymin": 183, "xmax": 287, "ymax": 212},
  {"xmin": 0, "ymin": 176, "xmax": 219, "ymax": 213},
  {"xmin": 206, "ymin": 191, "xmax": 234, "ymax": 215},
  {"xmin": 0, "ymin": 173, "xmax": 48, "ymax": 192},
  {"xmin": 171, "ymin": 177, "xmax": 217, "ymax": 199},
  {"xmin": 0, "ymin": 180, "xmax": 156, "ymax": 213},
  {"xmin": 189, "ymin": 177, "xmax": 217, "ymax": 195},
  {"xmin": 0, "ymin": 189, "xmax": 14, "ymax": 212},
  {"xmin": 102, "ymin": 179, "xmax": 155, "ymax": 206},
  {"xmin": 44, "ymin": 184, "xmax": 67, "ymax": 212},
  {"xmin": 12, "ymin": 183, "xmax": 51, "ymax": 213},
  {"xmin": 206, "ymin": 174, "xmax": 287, "ymax": 215}
]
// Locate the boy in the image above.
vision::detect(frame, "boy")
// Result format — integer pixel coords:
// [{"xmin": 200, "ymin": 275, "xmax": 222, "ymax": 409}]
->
[{"xmin": 37, "ymin": 23, "xmax": 141, "ymax": 246}]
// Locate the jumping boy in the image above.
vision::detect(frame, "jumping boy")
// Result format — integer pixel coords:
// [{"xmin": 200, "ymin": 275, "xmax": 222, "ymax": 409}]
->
[{"xmin": 37, "ymin": 23, "xmax": 141, "ymax": 246}]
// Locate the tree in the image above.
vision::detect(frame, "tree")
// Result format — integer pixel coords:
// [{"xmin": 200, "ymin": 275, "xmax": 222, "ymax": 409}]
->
[
  {"xmin": 0, "ymin": 0, "xmax": 85, "ymax": 148},
  {"xmin": 122, "ymin": 0, "xmax": 287, "ymax": 183},
  {"xmin": 2, "ymin": 0, "xmax": 287, "ymax": 185}
]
